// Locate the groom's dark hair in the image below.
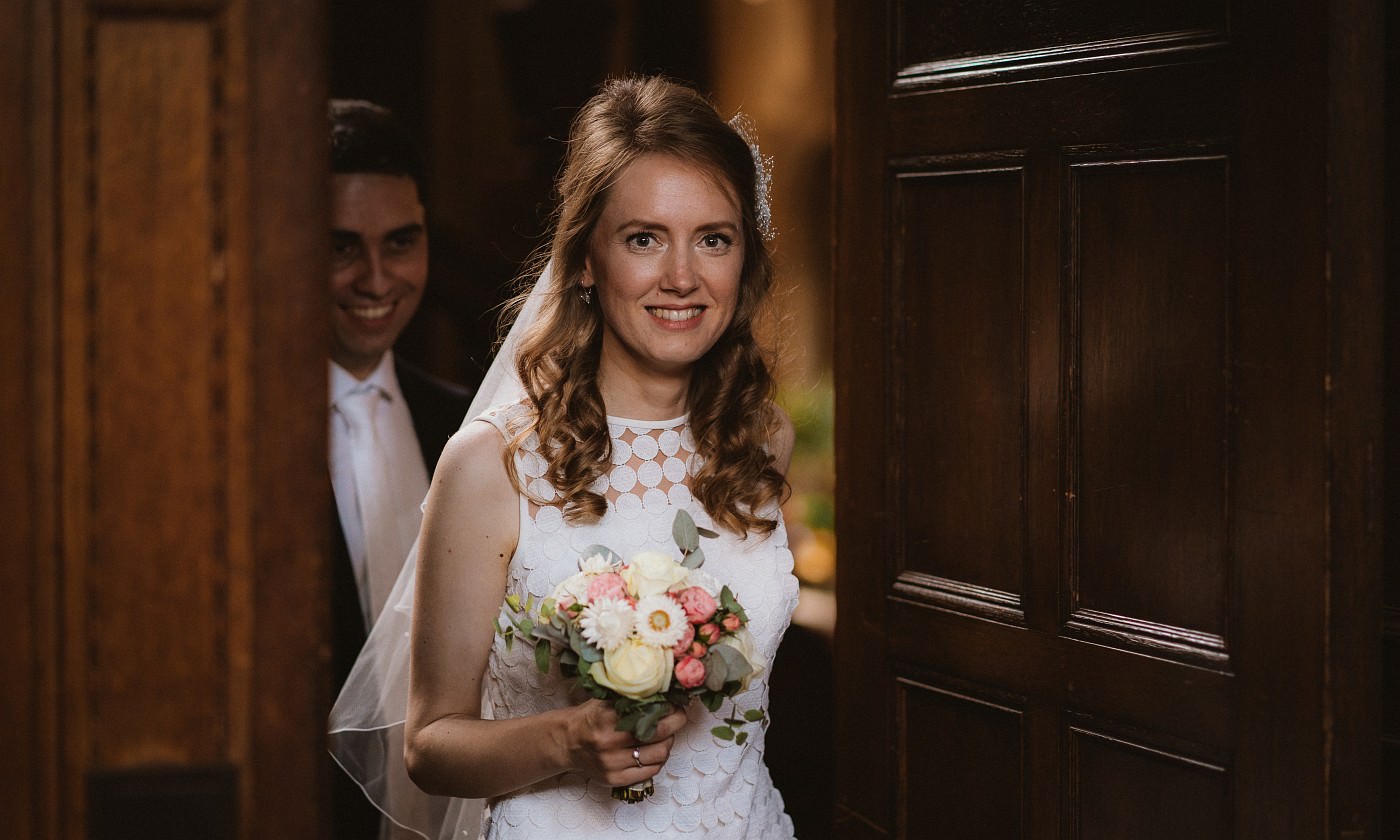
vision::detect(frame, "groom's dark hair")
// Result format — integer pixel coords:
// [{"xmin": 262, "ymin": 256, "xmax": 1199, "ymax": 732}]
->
[{"xmin": 328, "ymin": 99, "xmax": 425, "ymax": 195}]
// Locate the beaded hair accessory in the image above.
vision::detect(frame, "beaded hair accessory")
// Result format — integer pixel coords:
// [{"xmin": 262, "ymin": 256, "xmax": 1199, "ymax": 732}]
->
[{"xmin": 728, "ymin": 113, "xmax": 775, "ymax": 241}]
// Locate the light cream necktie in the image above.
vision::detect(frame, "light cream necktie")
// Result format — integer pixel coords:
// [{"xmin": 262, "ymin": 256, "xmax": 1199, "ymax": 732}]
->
[{"xmin": 338, "ymin": 387, "xmax": 419, "ymax": 628}]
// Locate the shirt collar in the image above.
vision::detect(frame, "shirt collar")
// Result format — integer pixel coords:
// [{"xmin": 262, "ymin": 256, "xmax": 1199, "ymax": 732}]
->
[{"xmin": 329, "ymin": 351, "xmax": 403, "ymax": 408}]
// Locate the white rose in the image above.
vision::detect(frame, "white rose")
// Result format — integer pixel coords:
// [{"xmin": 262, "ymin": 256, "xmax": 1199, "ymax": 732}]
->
[
  {"xmin": 714, "ymin": 628, "xmax": 765, "ymax": 691},
  {"xmin": 623, "ymin": 551, "xmax": 689, "ymax": 598},
  {"xmin": 683, "ymin": 567, "xmax": 722, "ymax": 597},
  {"xmin": 551, "ymin": 572, "xmax": 592, "ymax": 603},
  {"xmin": 592, "ymin": 638, "xmax": 674, "ymax": 699}
]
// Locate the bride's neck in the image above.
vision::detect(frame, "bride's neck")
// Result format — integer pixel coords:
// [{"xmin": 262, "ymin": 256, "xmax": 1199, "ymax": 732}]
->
[{"xmin": 597, "ymin": 368, "xmax": 691, "ymax": 421}]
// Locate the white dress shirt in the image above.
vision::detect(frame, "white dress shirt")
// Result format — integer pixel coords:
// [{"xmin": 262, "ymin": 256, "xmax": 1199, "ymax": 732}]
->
[{"xmin": 329, "ymin": 352, "xmax": 431, "ymax": 630}]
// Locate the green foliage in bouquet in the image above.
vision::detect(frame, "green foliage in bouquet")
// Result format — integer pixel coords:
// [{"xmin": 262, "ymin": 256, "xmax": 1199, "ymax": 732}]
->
[{"xmin": 495, "ymin": 510, "xmax": 766, "ymax": 744}]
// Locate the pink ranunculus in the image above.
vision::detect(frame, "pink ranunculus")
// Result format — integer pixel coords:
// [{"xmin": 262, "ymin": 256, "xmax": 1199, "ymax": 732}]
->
[
  {"xmin": 697, "ymin": 622, "xmax": 722, "ymax": 646},
  {"xmin": 721, "ymin": 613, "xmax": 742, "ymax": 632},
  {"xmin": 586, "ymin": 572, "xmax": 629, "ymax": 605},
  {"xmin": 672, "ymin": 622, "xmax": 696, "ymax": 657},
  {"xmin": 675, "ymin": 586, "xmax": 718, "ymax": 623},
  {"xmin": 674, "ymin": 655, "xmax": 707, "ymax": 689},
  {"xmin": 687, "ymin": 640, "xmax": 709, "ymax": 659}
]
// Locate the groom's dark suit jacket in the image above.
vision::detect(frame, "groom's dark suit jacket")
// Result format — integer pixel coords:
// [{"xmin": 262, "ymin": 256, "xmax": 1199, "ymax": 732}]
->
[{"xmin": 331, "ymin": 356, "xmax": 474, "ymax": 839}]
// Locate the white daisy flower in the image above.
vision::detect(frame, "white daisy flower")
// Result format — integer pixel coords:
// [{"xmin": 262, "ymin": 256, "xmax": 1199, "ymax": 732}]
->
[
  {"xmin": 579, "ymin": 552, "xmax": 618, "ymax": 575},
  {"xmin": 579, "ymin": 598, "xmax": 634, "ymax": 652},
  {"xmin": 633, "ymin": 594, "xmax": 688, "ymax": 648}
]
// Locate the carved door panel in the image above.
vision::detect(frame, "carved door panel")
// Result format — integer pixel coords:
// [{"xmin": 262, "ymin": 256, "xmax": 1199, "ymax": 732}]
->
[{"xmin": 833, "ymin": 1, "xmax": 1383, "ymax": 837}]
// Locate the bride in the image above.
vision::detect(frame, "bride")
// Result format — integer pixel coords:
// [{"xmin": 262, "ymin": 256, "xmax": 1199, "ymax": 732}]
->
[{"xmin": 332, "ymin": 74, "xmax": 799, "ymax": 839}]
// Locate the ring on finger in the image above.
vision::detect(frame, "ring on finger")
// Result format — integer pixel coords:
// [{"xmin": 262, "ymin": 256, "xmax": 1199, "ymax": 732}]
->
[{"xmin": 632, "ymin": 747, "xmax": 643, "ymax": 768}]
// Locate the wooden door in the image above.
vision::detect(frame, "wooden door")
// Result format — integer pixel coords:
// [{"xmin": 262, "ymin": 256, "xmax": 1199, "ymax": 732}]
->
[
  {"xmin": 832, "ymin": 1, "xmax": 1385, "ymax": 837},
  {"xmin": 1, "ymin": 1, "xmax": 331, "ymax": 837}
]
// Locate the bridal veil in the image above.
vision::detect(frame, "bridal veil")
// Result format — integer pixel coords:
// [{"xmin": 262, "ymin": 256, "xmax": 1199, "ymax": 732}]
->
[{"xmin": 328, "ymin": 263, "xmax": 554, "ymax": 840}]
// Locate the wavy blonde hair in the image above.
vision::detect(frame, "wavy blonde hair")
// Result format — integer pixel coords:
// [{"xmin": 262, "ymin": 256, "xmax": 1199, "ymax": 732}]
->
[{"xmin": 503, "ymin": 75, "xmax": 785, "ymax": 536}]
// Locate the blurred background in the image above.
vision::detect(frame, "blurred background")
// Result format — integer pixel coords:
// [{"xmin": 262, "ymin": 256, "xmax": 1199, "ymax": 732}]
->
[{"xmin": 330, "ymin": 1, "xmax": 837, "ymax": 834}]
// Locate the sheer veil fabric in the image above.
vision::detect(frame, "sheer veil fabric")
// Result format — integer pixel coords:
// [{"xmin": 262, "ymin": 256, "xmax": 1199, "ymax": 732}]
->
[{"xmin": 328, "ymin": 264, "xmax": 552, "ymax": 840}]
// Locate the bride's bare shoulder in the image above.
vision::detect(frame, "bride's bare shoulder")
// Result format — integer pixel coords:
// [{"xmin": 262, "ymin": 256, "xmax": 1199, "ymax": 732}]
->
[{"xmin": 433, "ymin": 416, "xmax": 514, "ymax": 500}]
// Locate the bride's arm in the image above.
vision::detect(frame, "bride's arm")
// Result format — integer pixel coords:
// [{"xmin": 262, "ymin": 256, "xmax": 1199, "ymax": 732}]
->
[{"xmin": 403, "ymin": 420, "xmax": 685, "ymax": 799}]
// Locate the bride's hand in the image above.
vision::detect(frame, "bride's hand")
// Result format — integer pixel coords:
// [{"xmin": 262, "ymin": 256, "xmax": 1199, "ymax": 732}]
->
[{"xmin": 566, "ymin": 700, "xmax": 689, "ymax": 786}]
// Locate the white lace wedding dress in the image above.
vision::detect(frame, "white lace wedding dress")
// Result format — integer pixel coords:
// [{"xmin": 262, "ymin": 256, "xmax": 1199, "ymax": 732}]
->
[{"xmin": 478, "ymin": 403, "xmax": 799, "ymax": 839}]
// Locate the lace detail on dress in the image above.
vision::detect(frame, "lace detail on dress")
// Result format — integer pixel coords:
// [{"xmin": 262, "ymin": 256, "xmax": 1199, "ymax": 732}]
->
[{"xmin": 477, "ymin": 403, "xmax": 798, "ymax": 839}]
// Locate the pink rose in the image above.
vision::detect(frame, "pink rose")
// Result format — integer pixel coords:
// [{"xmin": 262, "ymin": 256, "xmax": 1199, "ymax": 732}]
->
[
  {"xmin": 721, "ymin": 613, "xmax": 742, "ymax": 632},
  {"xmin": 687, "ymin": 640, "xmax": 709, "ymax": 658},
  {"xmin": 675, "ymin": 587, "xmax": 717, "ymax": 623},
  {"xmin": 674, "ymin": 655, "xmax": 707, "ymax": 689},
  {"xmin": 672, "ymin": 622, "xmax": 696, "ymax": 657},
  {"xmin": 697, "ymin": 622, "xmax": 721, "ymax": 646},
  {"xmin": 587, "ymin": 573, "xmax": 629, "ymax": 604}
]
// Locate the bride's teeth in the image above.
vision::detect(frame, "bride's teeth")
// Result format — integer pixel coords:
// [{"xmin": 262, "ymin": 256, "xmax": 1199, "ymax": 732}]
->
[{"xmin": 649, "ymin": 307, "xmax": 702, "ymax": 321}]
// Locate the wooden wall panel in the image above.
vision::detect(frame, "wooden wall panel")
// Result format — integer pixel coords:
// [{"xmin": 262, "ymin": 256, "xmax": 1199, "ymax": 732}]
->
[
  {"xmin": 89, "ymin": 19, "xmax": 227, "ymax": 765},
  {"xmin": 242, "ymin": 0, "xmax": 331, "ymax": 833},
  {"xmin": 1069, "ymin": 154, "xmax": 1231, "ymax": 663},
  {"xmin": 2, "ymin": 2, "xmax": 58, "ymax": 838},
  {"xmin": 897, "ymin": 678, "xmax": 1025, "ymax": 839},
  {"xmin": 3, "ymin": 0, "xmax": 329, "ymax": 837},
  {"xmin": 895, "ymin": 163, "xmax": 1026, "ymax": 610}
]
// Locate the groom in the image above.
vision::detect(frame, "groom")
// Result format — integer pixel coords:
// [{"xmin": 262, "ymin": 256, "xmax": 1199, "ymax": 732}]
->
[{"xmin": 326, "ymin": 99, "xmax": 474, "ymax": 838}]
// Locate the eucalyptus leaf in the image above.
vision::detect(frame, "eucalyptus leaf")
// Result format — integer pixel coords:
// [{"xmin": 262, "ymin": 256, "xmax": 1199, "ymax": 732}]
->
[
  {"xmin": 743, "ymin": 708, "xmax": 766, "ymax": 722},
  {"xmin": 711, "ymin": 726, "xmax": 735, "ymax": 741},
  {"xmin": 712, "ymin": 644, "xmax": 753, "ymax": 683},
  {"xmin": 696, "ymin": 525, "xmax": 720, "ymax": 539},
  {"xmin": 635, "ymin": 704, "xmax": 666, "ymax": 742},
  {"xmin": 681, "ymin": 547, "xmax": 705, "ymax": 569},
  {"xmin": 579, "ymin": 642, "xmax": 603, "ymax": 663},
  {"xmin": 735, "ymin": 731, "xmax": 749, "ymax": 746},
  {"xmin": 534, "ymin": 640, "xmax": 551, "ymax": 674},
  {"xmin": 534, "ymin": 624, "xmax": 566, "ymax": 646},
  {"xmin": 704, "ymin": 654, "xmax": 730, "ymax": 691},
  {"xmin": 672, "ymin": 509, "xmax": 702, "ymax": 553}
]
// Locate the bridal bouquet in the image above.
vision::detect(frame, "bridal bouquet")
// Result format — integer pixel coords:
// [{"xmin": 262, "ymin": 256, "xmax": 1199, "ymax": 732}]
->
[{"xmin": 496, "ymin": 510, "xmax": 766, "ymax": 802}]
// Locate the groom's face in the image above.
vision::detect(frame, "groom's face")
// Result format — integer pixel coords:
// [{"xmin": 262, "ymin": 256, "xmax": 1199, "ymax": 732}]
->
[{"xmin": 328, "ymin": 173, "xmax": 428, "ymax": 379}]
